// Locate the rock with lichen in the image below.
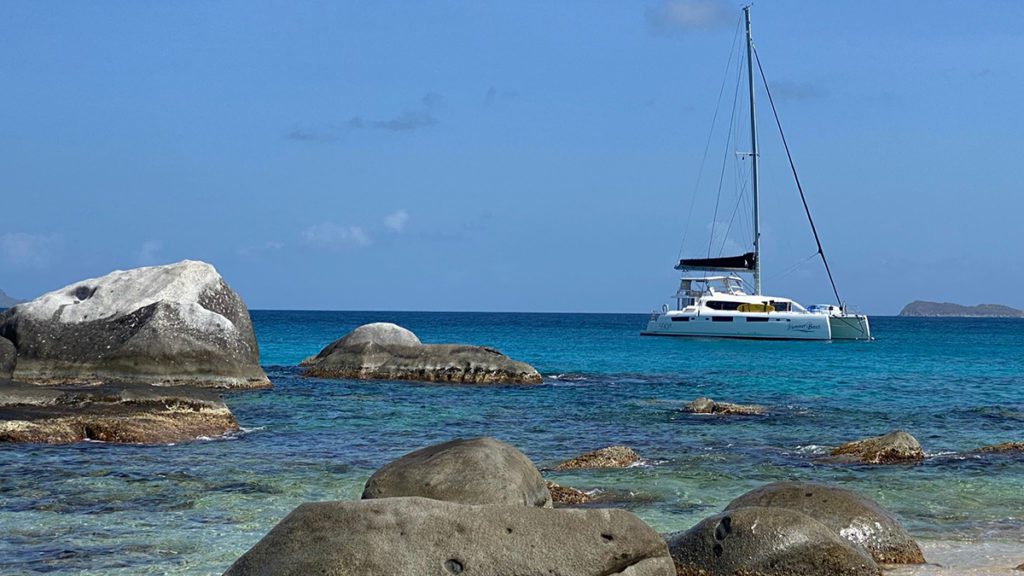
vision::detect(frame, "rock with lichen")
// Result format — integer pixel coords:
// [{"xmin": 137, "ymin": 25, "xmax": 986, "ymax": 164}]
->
[
  {"xmin": 831, "ymin": 430, "xmax": 924, "ymax": 464},
  {"xmin": 682, "ymin": 397, "xmax": 766, "ymax": 415},
  {"xmin": 554, "ymin": 446, "xmax": 642, "ymax": 470}
]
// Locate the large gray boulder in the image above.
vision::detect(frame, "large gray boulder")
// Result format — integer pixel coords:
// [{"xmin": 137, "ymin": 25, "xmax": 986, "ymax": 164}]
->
[
  {"xmin": 831, "ymin": 430, "xmax": 924, "ymax": 464},
  {"xmin": 0, "ymin": 260, "xmax": 270, "ymax": 389},
  {"xmin": 0, "ymin": 379, "xmax": 239, "ymax": 444},
  {"xmin": 225, "ymin": 497, "xmax": 675, "ymax": 576},
  {"xmin": 300, "ymin": 322, "xmax": 541, "ymax": 384},
  {"xmin": 725, "ymin": 482, "xmax": 924, "ymax": 564},
  {"xmin": 362, "ymin": 437, "xmax": 552, "ymax": 508},
  {"xmin": 0, "ymin": 336, "xmax": 14, "ymax": 380},
  {"xmin": 667, "ymin": 506, "xmax": 881, "ymax": 576}
]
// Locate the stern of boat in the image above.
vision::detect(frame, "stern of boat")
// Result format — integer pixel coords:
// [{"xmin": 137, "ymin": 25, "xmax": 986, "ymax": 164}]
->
[{"xmin": 829, "ymin": 314, "xmax": 871, "ymax": 340}]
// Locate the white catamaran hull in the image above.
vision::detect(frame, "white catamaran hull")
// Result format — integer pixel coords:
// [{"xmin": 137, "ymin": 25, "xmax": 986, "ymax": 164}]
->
[{"xmin": 641, "ymin": 311, "xmax": 869, "ymax": 340}]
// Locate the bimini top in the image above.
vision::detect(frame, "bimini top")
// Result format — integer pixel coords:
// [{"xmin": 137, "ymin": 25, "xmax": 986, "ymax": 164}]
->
[
  {"xmin": 676, "ymin": 252, "xmax": 756, "ymax": 272},
  {"xmin": 677, "ymin": 275, "xmax": 745, "ymax": 284}
]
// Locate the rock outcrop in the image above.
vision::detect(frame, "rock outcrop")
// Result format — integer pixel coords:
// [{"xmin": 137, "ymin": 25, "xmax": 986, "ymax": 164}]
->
[
  {"xmin": 300, "ymin": 322, "xmax": 541, "ymax": 384},
  {"xmin": 831, "ymin": 430, "xmax": 925, "ymax": 464},
  {"xmin": 554, "ymin": 445, "xmax": 642, "ymax": 470},
  {"xmin": 547, "ymin": 481, "xmax": 592, "ymax": 506},
  {"xmin": 667, "ymin": 506, "xmax": 881, "ymax": 576},
  {"xmin": 0, "ymin": 260, "xmax": 269, "ymax": 389},
  {"xmin": 725, "ymin": 481, "xmax": 924, "ymax": 564},
  {"xmin": 976, "ymin": 441, "xmax": 1024, "ymax": 453},
  {"xmin": 0, "ymin": 379, "xmax": 239, "ymax": 444},
  {"xmin": 0, "ymin": 337, "xmax": 14, "ymax": 380},
  {"xmin": 225, "ymin": 497, "xmax": 676, "ymax": 576},
  {"xmin": 362, "ymin": 437, "xmax": 552, "ymax": 508},
  {"xmin": 683, "ymin": 397, "xmax": 766, "ymax": 415}
]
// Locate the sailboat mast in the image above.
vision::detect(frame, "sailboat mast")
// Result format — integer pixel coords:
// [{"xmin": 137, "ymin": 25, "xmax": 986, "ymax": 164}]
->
[{"xmin": 744, "ymin": 5, "xmax": 761, "ymax": 295}]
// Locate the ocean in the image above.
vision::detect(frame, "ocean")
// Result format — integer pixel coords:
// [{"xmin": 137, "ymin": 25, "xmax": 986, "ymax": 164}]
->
[{"xmin": 1, "ymin": 311, "xmax": 1022, "ymax": 574}]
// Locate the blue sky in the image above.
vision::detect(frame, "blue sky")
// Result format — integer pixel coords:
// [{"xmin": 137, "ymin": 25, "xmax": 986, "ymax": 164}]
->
[{"xmin": 2, "ymin": 1, "xmax": 1022, "ymax": 314}]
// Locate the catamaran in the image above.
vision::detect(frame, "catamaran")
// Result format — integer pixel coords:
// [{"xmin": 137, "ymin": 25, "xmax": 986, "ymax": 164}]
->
[{"xmin": 642, "ymin": 6, "xmax": 870, "ymax": 341}]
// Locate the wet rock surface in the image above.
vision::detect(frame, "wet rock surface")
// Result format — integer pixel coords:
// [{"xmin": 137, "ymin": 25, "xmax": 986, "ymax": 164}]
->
[
  {"xmin": 0, "ymin": 379, "xmax": 239, "ymax": 444},
  {"xmin": 725, "ymin": 481, "xmax": 924, "ymax": 564},
  {"xmin": 554, "ymin": 446, "xmax": 642, "ymax": 470},
  {"xmin": 300, "ymin": 322, "xmax": 541, "ymax": 384},
  {"xmin": 667, "ymin": 506, "xmax": 881, "ymax": 576},
  {"xmin": 362, "ymin": 437, "xmax": 552, "ymax": 508},
  {"xmin": 831, "ymin": 430, "xmax": 925, "ymax": 464},
  {"xmin": 0, "ymin": 260, "xmax": 269, "ymax": 389},
  {"xmin": 683, "ymin": 396, "xmax": 766, "ymax": 415},
  {"xmin": 976, "ymin": 441, "xmax": 1024, "ymax": 453},
  {"xmin": 546, "ymin": 481, "xmax": 592, "ymax": 506},
  {"xmin": 225, "ymin": 496, "xmax": 676, "ymax": 576},
  {"xmin": 0, "ymin": 336, "xmax": 14, "ymax": 380}
]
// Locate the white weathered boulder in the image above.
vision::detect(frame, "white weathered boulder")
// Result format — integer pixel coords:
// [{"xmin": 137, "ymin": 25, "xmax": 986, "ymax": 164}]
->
[
  {"xmin": 0, "ymin": 260, "xmax": 269, "ymax": 388},
  {"xmin": 225, "ymin": 497, "xmax": 676, "ymax": 576}
]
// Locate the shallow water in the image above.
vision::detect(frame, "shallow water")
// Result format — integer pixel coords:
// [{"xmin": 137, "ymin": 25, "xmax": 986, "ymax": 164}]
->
[{"xmin": 1, "ymin": 312, "xmax": 1022, "ymax": 574}]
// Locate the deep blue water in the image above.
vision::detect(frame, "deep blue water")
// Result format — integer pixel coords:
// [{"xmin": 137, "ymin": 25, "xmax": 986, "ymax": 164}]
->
[{"xmin": 2, "ymin": 312, "xmax": 1023, "ymax": 574}]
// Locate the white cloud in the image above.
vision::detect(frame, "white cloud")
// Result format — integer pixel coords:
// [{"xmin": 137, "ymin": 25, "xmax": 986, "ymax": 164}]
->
[
  {"xmin": 302, "ymin": 222, "xmax": 371, "ymax": 249},
  {"xmin": 384, "ymin": 210, "xmax": 410, "ymax": 233},
  {"xmin": 646, "ymin": 0, "xmax": 732, "ymax": 35},
  {"xmin": 0, "ymin": 232, "xmax": 61, "ymax": 267},
  {"xmin": 137, "ymin": 240, "xmax": 163, "ymax": 265}
]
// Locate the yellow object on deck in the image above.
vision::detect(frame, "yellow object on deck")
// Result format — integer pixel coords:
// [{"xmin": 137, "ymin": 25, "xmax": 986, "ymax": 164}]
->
[{"xmin": 738, "ymin": 303, "xmax": 775, "ymax": 313}]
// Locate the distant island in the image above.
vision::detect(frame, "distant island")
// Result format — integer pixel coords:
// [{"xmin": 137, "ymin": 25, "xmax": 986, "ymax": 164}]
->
[
  {"xmin": 0, "ymin": 288, "xmax": 23, "ymax": 308},
  {"xmin": 899, "ymin": 300, "xmax": 1024, "ymax": 318}
]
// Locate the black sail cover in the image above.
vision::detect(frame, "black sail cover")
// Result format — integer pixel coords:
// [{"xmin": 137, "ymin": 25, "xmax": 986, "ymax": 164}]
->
[{"xmin": 676, "ymin": 252, "xmax": 756, "ymax": 272}]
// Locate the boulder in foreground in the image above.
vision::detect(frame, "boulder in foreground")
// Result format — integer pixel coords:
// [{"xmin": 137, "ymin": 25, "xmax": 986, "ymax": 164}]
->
[
  {"xmin": 554, "ymin": 445, "xmax": 642, "ymax": 470},
  {"xmin": 0, "ymin": 379, "xmax": 239, "ymax": 444},
  {"xmin": 0, "ymin": 260, "xmax": 269, "ymax": 389},
  {"xmin": 725, "ymin": 481, "xmax": 924, "ymax": 564},
  {"xmin": 225, "ymin": 496, "xmax": 675, "ymax": 576},
  {"xmin": 362, "ymin": 437, "xmax": 552, "ymax": 508},
  {"xmin": 831, "ymin": 430, "xmax": 924, "ymax": 464},
  {"xmin": 683, "ymin": 397, "xmax": 766, "ymax": 415},
  {"xmin": 300, "ymin": 322, "xmax": 541, "ymax": 384},
  {"xmin": 667, "ymin": 506, "xmax": 881, "ymax": 576}
]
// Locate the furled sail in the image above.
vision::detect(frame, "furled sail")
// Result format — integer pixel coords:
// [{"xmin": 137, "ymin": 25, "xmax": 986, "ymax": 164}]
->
[{"xmin": 675, "ymin": 252, "xmax": 756, "ymax": 272}]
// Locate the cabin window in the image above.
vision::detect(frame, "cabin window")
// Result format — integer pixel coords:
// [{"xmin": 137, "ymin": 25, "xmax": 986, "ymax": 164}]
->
[
  {"xmin": 705, "ymin": 300, "xmax": 742, "ymax": 311},
  {"xmin": 744, "ymin": 316, "xmax": 769, "ymax": 322},
  {"xmin": 671, "ymin": 316, "xmax": 690, "ymax": 322},
  {"xmin": 711, "ymin": 316, "xmax": 734, "ymax": 322},
  {"xmin": 769, "ymin": 300, "xmax": 792, "ymax": 312}
]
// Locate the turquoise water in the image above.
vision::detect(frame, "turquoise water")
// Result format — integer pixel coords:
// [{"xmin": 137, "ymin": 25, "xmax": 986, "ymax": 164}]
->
[{"xmin": 2, "ymin": 312, "xmax": 1023, "ymax": 574}]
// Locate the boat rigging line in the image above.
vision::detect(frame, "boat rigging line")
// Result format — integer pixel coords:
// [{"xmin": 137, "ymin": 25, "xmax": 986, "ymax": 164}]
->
[{"xmin": 752, "ymin": 46, "xmax": 844, "ymax": 308}]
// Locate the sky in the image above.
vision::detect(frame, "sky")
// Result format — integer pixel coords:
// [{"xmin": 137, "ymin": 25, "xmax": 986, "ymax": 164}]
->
[{"xmin": 1, "ymin": 1, "xmax": 1022, "ymax": 314}]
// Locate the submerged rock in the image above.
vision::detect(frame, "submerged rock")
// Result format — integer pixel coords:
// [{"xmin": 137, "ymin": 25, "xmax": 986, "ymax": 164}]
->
[
  {"xmin": 976, "ymin": 441, "xmax": 1024, "ymax": 453},
  {"xmin": 725, "ymin": 481, "xmax": 924, "ymax": 564},
  {"xmin": 300, "ymin": 322, "xmax": 541, "ymax": 384},
  {"xmin": 831, "ymin": 430, "xmax": 925, "ymax": 464},
  {"xmin": 0, "ymin": 260, "xmax": 269, "ymax": 389},
  {"xmin": 0, "ymin": 380, "xmax": 239, "ymax": 444},
  {"xmin": 0, "ymin": 336, "xmax": 14, "ymax": 380},
  {"xmin": 683, "ymin": 397, "xmax": 766, "ymax": 415},
  {"xmin": 546, "ymin": 481, "xmax": 592, "ymax": 506},
  {"xmin": 362, "ymin": 437, "xmax": 552, "ymax": 508},
  {"xmin": 666, "ymin": 506, "xmax": 881, "ymax": 576},
  {"xmin": 225, "ymin": 497, "xmax": 676, "ymax": 576},
  {"xmin": 554, "ymin": 445, "xmax": 642, "ymax": 470}
]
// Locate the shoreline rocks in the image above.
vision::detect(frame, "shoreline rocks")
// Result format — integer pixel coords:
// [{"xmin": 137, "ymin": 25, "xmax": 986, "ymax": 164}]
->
[
  {"xmin": 554, "ymin": 445, "xmax": 642, "ymax": 470},
  {"xmin": 683, "ymin": 397, "xmax": 766, "ymax": 416},
  {"xmin": 300, "ymin": 322, "xmax": 541, "ymax": 384},
  {"xmin": 0, "ymin": 379, "xmax": 239, "ymax": 444},
  {"xmin": 362, "ymin": 437, "xmax": 552, "ymax": 508},
  {"xmin": 546, "ymin": 481, "xmax": 592, "ymax": 505},
  {"xmin": 725, "ymin": 481, "xmax": 924, "ymax": 564},
  {"xmin": 977, "ymin": 441, "xmax": 1024, "ymax": 453},
  {"xmin": 831, "ymin": 430, "xmax": 925, "ymax": 464},
  {"xmin": 225, "ymin": 497, "xmax": 676, "ymax": 576},
  {"xmin": 0, "ymin": 260, "xmax": 270, "ymax": 389}
]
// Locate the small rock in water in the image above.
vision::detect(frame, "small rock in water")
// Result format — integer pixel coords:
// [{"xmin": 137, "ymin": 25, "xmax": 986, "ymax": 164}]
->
[
  {"xmin": 831, "ymin": 430, "xmax": 925, "ymax": 464},
  {"xmin": 554, "ymin": 446, "xmax": 641, "ymax": 470},
  {"xmin": 666, "ymin": 506, "xmax": 881, "ymax": 576},
  {"xmin": 725, "ymin": 481, "xmax": 925, "ymax": 564},
  {"xmin": 225, "ymin": 497, "xmax": 677, "ymax": 576},
  {"xmin": 300, "ymin": 322, "xmax": 541, "ymax": 384},
  {"xmin": 362, "ymin": 437, "xmax": 552, "ymax": 508},
  {"xmin": 683, "ymin": 397, "xmax": 766, "ymax": 415},
  {"xmin": 976, "ymin": 441, "xmax": 1024, "ymax": 453},
  {"xmin": 546, "ymin": 481, "xmax": 591, "ymax": 505}
]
